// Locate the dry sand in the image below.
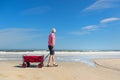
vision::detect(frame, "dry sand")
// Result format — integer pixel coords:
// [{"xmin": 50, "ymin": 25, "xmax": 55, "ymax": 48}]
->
[{"xmin": 0, "ymin": 59, "xmax": 120, "ymax": 80}]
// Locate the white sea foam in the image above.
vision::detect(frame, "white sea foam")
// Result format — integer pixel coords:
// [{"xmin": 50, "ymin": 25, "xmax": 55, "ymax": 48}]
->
[
  {"xmin": 0, "ymin": 51, "xmax": 120, "ymax": 55},
  {"xmin": 0, "ymin": 51, "xmax": 120, "ymax": 67}
]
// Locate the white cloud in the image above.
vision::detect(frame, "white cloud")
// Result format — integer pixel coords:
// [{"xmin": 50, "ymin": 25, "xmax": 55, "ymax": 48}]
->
[
  {"xmin": 100, "ymin": 17, "xmax": 120, "ymax": 23},
  {"xmin": 70, "ymin": 25, "xmax": 98, "ymax": 35},
  {"xmin": 82, "ymin": 25, "xmax": 98, "ymax": 31},
  {"xmin": 70, "ymin": 17, "xmax": 120, "ymax": 36},
  {"xmin": 0, "ymin": 28, "xmax": 41, "ymax": 45},
  {"xmin": 83, "ymin": 0, "xmax": 120, "ymax": 11}
]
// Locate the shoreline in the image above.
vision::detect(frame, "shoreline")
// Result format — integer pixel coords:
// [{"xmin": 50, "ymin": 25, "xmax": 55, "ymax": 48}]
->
[
  {"xmin": 93, "ymin": 58, "xmax": 120, "ymax": 71},
  {"xmin": 0, "ymin": 51, "xmax": 120, "ymax": 55},
  {"xmin": 1, "ymin": 52, "xmax": 120, "ymax": 67}
]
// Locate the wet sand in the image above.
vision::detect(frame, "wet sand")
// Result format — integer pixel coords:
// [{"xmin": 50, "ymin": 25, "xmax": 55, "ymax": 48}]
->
[{"xmin": 0, "ymin": 59, "xmax": 120, "ymax": 80}]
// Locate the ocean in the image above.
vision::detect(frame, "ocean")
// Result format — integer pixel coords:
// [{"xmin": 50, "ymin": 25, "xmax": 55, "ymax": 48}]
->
[{"xmin": 0, "ymin": 51, "xmax": 120, "ymax": 66}]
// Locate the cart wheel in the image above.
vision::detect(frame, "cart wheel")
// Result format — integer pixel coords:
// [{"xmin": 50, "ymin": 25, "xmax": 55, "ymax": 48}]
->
[
  {"xmin": 26, "ymin": 62, "xmax": 30, "ymax": 67},
  {"xmin": 38, "ymin": 63, "xmax": 44, "ymax": 68},
  {"xmin": 22, "ymin": 62, "xmax": 27, "ymax": 68}
]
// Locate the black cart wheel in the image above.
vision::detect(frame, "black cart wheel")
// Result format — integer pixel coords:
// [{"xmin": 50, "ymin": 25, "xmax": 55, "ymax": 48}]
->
[
  {"xmin": 22, "ymin": 62, "xmax": 27, "ymax": 68},
  {"xmin": 38, "ymin": 63, "xmax": 44, "ymax": 68},
  {"xmin": 26, "ymin": 62, "xmax": 30, "ymax": 67}
]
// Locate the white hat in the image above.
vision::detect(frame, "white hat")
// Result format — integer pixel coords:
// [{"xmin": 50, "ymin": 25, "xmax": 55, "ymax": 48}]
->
[{"xmin": 52, "ymin": 28, "xmax": 56, "ymax": 33}]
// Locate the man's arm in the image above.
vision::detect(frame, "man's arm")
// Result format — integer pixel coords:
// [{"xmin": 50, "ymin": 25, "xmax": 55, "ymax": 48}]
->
[{"xmin": 51, "ymin": 34, "xmax": 55, "ymax": 47}]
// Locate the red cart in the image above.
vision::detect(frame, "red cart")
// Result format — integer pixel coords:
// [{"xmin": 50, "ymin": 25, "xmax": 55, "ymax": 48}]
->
[{"xmin": 22, "ymin": 55, "xmax": 44, "ymax": 68}]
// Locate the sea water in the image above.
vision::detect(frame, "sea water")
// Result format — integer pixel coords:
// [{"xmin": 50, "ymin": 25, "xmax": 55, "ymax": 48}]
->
[{"xmin": 0, "ymin": 51, "xmax": 120, "ymax": 67}]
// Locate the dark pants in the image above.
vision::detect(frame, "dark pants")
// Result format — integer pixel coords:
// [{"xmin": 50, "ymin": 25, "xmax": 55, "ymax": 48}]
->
[{"xmin": 48, "ymin": 45, "xmax": 55, "ymax": 55}]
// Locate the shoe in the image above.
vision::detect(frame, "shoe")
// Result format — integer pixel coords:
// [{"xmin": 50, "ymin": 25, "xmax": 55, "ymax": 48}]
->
[
  {"xmin": 47, "ymin": 64, "xmax": 52, "ymax": 67},
  {"xmin": 53, "ymin": 63, "xmax": 58, "ymax": 67}
]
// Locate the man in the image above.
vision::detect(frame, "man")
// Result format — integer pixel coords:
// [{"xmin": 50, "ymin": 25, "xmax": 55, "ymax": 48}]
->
[{"xmin": 47, "ymin": 28, "xmax": 58, "ymax": 67}]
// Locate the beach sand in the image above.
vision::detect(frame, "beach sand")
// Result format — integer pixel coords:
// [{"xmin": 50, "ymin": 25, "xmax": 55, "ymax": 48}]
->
[{"xmin": 0, "ymin": 59, "xmax": 120, "ymax": 80}]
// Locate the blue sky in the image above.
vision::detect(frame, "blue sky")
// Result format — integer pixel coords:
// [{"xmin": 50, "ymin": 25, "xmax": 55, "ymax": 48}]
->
[{"xmin": 0, "ymin": 0, "xmax": 120, "ymax": 50}]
